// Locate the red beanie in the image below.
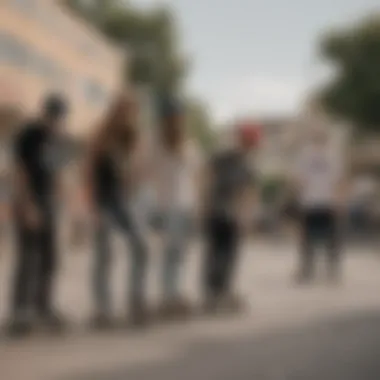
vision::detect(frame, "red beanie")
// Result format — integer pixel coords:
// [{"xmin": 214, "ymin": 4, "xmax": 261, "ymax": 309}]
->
[{"xmin": 237, "ymin": 121, "xmax": 261, "ymax": 147}]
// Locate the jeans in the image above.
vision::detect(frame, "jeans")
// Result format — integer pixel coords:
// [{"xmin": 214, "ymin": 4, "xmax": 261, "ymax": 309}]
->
[
  {"xmin": 93, "ymin": 195, "xmax": 147, "ymax": 314},
  {"xmin": 203, "ymin": 213, "xmax": 239, "ymax": 298},
  {"xmin": 11, "ymin": 200, "xmax": 57, "ymax": 317},
  {"xmin": 158, "ymin": 210, "xmax": 190, "ymax": 301},
  {"xmin": 299, "ymin": 208, "xmax": 341, "ymax": 280}
]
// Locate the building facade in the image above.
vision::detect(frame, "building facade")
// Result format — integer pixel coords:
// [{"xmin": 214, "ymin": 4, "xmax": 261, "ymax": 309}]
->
[
  {"xmin": 0, "ymin": 0, "xmax": 125, "ymax": 139},
  {"xmin": 253, "ymin": 117, "xmax": 295, "ymax": 178}
]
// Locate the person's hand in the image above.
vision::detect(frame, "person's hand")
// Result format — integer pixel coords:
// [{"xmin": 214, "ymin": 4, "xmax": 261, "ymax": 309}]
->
[
  {"xmin": 0, "ymin": 203, "xmax": 8, "ymax": 223},
  {"xmin": 25, "ymin": 203, "xmax": 42, "ymax": 230},
  {"xmin": 89, "ymin": 207, "xmax": 101, "ymax": 229},
  {"xmin": 81, "ymin": 192, "xmax": 99, "ymax": 226}
]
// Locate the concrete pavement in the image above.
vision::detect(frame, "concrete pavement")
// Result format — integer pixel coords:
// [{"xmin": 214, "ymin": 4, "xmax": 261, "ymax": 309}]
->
[{"xmin": 1, "ymin": 240, "xmax": 380, "ymax": 380}]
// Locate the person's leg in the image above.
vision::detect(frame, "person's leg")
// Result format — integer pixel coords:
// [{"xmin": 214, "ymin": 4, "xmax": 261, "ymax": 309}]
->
[
  {"xmin": 203, "ymin": 214, "xmax": 220, "ymax": 300},
  {"xmin": 297, "ymin": 210, "xmax": 316, "ymax": 282},
  {"xmin": 325, "ymin": 210, "xmax": 342, "ymax": 282},
  {"xmin": 161, "ymin": 212, "xmax": 188, "ymax": 303},
  {"xmin": 92, "ymin": 211, "xmax": 113, "ymax": 321},
  {"xmin": 203, "ymin": 214, "xmax": 231, "ymax": 305},
  {"xmin": 218, "ymin": 218, "xmax": 240, "ymax": 296},
  {"xmin": 35, "ymin": 208, "xmax": 65, "ymax": 327},
  {"xmin": 109, "ymin": 198, "xmax": 148, "ymax": 319},
  {"xmin": 9, "ymin": 220, "xmax": 37, "ymax": 333}
]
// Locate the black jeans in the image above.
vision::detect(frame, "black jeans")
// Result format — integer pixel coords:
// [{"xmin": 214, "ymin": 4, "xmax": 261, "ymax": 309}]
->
[
  {"xmin": 204, "ymin": 213, "xmax": 240, "ymax": 298},
  {"xmin": 11, "ymin": 201, "xmax": 56, "ymax": 317},
  {"xmin": 299, "ymin": 208, "xmax": 341, "ymax": 279}
]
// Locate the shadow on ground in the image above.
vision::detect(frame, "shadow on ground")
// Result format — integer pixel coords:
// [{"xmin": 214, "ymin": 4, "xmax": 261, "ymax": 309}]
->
[{"xmin": 59, "ymin": 310, "xmax": 380, "ymax": 380}]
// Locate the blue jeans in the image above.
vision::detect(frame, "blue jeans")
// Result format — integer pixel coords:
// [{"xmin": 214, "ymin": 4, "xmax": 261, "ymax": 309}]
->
[
  {"xmin": 158, "ymin": 211, "xmax": 190, "ymax": 301},
  {"xmin": 93, "ymin": 196, "xmax": 148, "ymax": 314}
]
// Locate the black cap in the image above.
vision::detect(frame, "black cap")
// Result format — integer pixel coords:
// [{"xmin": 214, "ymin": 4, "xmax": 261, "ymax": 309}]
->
[{"xmin": 43, "ymin": 94, "xmax": 68, "ymax": 118}]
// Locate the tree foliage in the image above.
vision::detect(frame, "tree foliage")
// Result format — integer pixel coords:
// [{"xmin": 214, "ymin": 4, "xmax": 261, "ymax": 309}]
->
[
  {"xmin": 185, "ymin": 99, "xmax": 216, "ymax": 152},
  {"xmin": 319, "ymin": 15, "xmax": 380, "ymax": 132},
  {"xmin": 64, "ymin": 0, "xmax": 215, "ymax": 150},
  {"xmin": 65, "ymin": 0, "xmax": 188, "ymax": 93}
]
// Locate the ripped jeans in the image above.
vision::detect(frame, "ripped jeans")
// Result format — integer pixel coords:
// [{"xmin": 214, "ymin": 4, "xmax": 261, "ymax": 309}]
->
[{"xmin": 93, "ymin": 195, "xmax": 148, "ymax": 315}]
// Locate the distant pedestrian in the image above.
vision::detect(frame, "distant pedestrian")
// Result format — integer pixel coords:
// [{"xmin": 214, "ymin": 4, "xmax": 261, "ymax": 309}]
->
[
  {"xmin": 8, "ymin": 94, "xmax": 69, "ymax": 336},
  {"xmin": 294, "ymin": 129, "xmax": 346, "ymax": 284},
  {"xmin": 85, "ymin": 92, "xmax": 149, "ymax": 328},
  {"xmin": 200, "ymin": 121, "xmax": 260, "ymax": 313}
]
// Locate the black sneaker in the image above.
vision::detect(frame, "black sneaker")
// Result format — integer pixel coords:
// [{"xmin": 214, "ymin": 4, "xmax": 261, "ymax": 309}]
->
[
  {"xmin": 5, "ymin": 316, "xmax": 32, "ymax": 338},
  {"xmin": 37, "ymin": 310, "xmax": 67, "ymax": 332}
]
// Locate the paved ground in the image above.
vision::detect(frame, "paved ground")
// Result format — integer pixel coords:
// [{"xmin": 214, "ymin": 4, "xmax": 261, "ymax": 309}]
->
[{"xmin": 1, "ymin": 239, "xmax": 380, "ymax": 380}]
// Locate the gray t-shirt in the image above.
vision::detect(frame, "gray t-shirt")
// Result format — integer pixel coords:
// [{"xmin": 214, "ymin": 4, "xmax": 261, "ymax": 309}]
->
[{"xmin": 208, "ymin": 149, "xmax": 255, "ymax": 217}]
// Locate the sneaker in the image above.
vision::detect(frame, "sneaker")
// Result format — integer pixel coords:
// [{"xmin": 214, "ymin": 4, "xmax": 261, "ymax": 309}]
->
[
  {"xmin": 5, "ymin": 314, "xmax": 33, "ymax": 338},
  {"xmin": 202, "ymin": 296, "xmax": 219, "ymax": 315},
  {"xmin": 326, "ymin": 268, "xmax": 342, "ymax": 286},
  {"xmin": 219, "ymin": 293, "xmax": 246, "ymax": 313},
  {"xmin": 37, "ymin": 310, "xmax": 67, "ymax": 332},
  {"xmin": 90, "ymin": 313, "xmax": 114, "ymax": 330},
  {"xmin": 129, "ymin": 302, "xmax": 150, "ymax": 328},
  {"xmin": 158, "ymin": 297, "xmax": 193, "ymax": 321},
  {"xmin": 294, "ymin": 271, "xmax": 314, "ymax": 285}
]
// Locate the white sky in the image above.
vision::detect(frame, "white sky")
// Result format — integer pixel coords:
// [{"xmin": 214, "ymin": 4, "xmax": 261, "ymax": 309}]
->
[{"xmin": 136, "ymin": 0, "xmax": 379, "ymax": 123}]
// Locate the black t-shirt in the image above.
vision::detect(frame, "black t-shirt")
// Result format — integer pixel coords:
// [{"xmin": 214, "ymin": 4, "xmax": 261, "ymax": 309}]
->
[
  {"xmin": 93, "ymin": 151, "xmax": 122, "ymax": 202},
  {"xmin": 14, "ymin": 121, "xmax": 57, "ymax": 203},
  {"xmin": 208, "ymin": 149, "xmax": 255, "ymax": 215}
]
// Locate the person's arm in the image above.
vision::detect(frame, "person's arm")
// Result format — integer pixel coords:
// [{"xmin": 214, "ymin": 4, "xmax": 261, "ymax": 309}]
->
[
  {"xmin": 83, "ymin": 131, "xmax": 103, "ymax": 217},
  {"xmin": 13, "ymin": 130, "xmax": 42, "ymax": 228},
  {"xmin": 335, "ymin": 153, "xmax": 349, "ymax": 213},
  {"xmin": 13, "ymin": 164, "xmax": 32, "ymax": 207},
  {"xmin": 196, "ymin": 157, "xmax": 213, "ymax": 222},
  {"xmin": 237, "ymin": 178, "xmax": 259, "ymax": 234},
  {"xmin": 128, "ymin": 136, "xmax": 153, "ymax": 191}
]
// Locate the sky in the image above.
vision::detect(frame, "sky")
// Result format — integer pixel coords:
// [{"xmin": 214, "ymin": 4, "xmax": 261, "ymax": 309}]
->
[{"xmin": 136, "ymin": 0, "xmax": 379, "ymax": 123}]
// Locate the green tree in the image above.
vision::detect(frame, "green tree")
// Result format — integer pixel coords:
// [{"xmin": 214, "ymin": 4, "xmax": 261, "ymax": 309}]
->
[
  {"xmin": 185, "ymin": 99, "xmax": 216, "ymax": 152},
  {"xmin": 65, "ymin": 0, "xmax": 188, "ymax": 93},
  {"xmin": 64, "ymin": 0, "xmax": 215, "ymax": 150},
  {"xmin": 319, "ymin": 15, "xmax": 380, "ymax": 133}
]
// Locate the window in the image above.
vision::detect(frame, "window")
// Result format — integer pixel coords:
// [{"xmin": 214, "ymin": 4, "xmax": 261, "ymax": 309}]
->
[
  {"xmin": 0, "ymin": 33, "xmax": 7, "ymax": 62},
  {"xmin": 57, "ymin": 69, "xmax": 71, "ymax": 89},
  {"xmin": 10, "ymin": 0, "xmax": 37, "ymax": 13},
  {"xmin": 29, "ymin": 51, "xmax": 59, "ymax": 82},
  {"xmin": 81, "ymin": 41, "xmax": 97, "ymax": 58},
  {"xmin": 82, "ymin": 79, "xmax": 107, "ymax": 105},
  {"xmin": 0, "ymin": 33, "xmax": 30, "ymax": 67}
]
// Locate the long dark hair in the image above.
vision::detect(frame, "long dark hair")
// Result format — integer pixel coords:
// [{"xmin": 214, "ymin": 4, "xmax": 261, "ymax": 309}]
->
[
  {"xmin": 99, "ymin": 92, "xmax": 139, "ymax": 152},
  {"xmin": 157, "ymin": 97, "xmax": 186, "ymax": 154}
]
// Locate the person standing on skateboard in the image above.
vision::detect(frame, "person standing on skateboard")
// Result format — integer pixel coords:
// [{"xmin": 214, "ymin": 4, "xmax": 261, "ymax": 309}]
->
[
  {"xmin": 200, "ymin": 121, "xmax": 260, "ymax": 313},
  {"xmin": 8, "ymin": 94, "xmax": 69, "ymax": 336}
]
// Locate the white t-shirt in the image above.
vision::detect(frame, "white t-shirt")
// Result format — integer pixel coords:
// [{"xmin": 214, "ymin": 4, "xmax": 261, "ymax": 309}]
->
[
  {"xmin": 296, "ymin": 145, "xmax": 343, "ymax": 209},
  {"xmin": 150, "ymin": 142, "xmax": 200, "ymax": 214}
]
